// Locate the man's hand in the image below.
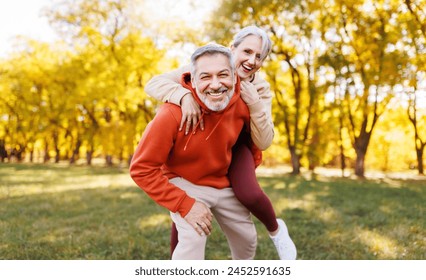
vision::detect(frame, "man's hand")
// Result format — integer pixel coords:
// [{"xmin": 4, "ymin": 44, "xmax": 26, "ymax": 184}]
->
[
  {"xmin": 179, "ymin": 94, "xmax": 204, "ymax": 135},
  {"xmin": 184, "ymin": 201, "xmax": 213, "ymax": 236},
  {"xmin": 240, "ymin": 81, "xmax": 259, "ymax": 105}
]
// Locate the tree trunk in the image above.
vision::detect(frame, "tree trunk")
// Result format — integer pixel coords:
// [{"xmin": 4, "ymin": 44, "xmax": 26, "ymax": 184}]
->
[
  {"xmin": 407, "ymin": 91, "xmax": 425, "ymax": 175},
  {"xmin": 289, "ymin": 146, "xmax": 301, "ymax": 175},
  {"xmin": 338, "ymin": 108, "xmax": 346, "ymax": 177},
  {"xmin": 307, "ymin": 130, "xmax": 320, "ymax": 172},
  {"xmin": 0, "ymin": 139, "xmax": 7, "ymax": 162},
  {"xmin": 29, "ymin": 149, "xmax": 34, "ymax": 163},
  {"xmin": 416, "ymin": 146, "xmax": 425, "ymax": 175},
  {"xmin": 70, "ymin": 139, "xmax": 82, "ymax": 164},
  {"xmin": 55, "ymin": 147, "xmax": 60, "ymax": 163},
  {"xmin": 118, "ymin": 149, "xmax": 124, "ymax": 164},
  {"xmin": 15, "ymin": 145, "xmax": 25, "ymax": 162},
  {"xmin": 86, "ymin": 150, "xmax": 93, "ymax": 165},
  {"xmin": 340, "ymin": 145, "xmax": 346, "ymax": 177},
  {"xmin": 52, "ymin": 131, "xmax": 60, "ymax": 163},
  {"xmin": 105, "ymin": 155, "xmax": 113, "ymax": 166},
  {"xmin": 44, "ymin": 140, "xmax": 50, "ymax": 163},
  {"xmin": 353, "ymin": 128, "xmax": 372, "ymax": 178},
  {"xmin": 355, "ymin": 149, "xmax": 366, "ymax": 177}
]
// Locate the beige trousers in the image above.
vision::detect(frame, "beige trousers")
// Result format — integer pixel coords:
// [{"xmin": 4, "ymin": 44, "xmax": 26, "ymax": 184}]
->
[{"xmin": 169, "ymin": 177, "xmax": 257, "ymax": 260}]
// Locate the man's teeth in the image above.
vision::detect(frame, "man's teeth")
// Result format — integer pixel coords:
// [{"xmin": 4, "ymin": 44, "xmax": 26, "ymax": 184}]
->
[{"xmin": 208, "ymin": 89, "xmax": 226, "ymax": 96}]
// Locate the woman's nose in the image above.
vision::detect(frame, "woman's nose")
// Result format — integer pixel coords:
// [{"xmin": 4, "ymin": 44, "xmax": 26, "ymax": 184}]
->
[{"xmin": 248, "ymin": 54, "xmax": 256, "ymax": 65}]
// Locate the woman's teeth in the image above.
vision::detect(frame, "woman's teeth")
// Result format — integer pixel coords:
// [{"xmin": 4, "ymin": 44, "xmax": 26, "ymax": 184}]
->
[{"xmin": 242, "ymin": 65, "xmax": 253, "ymax": 71}]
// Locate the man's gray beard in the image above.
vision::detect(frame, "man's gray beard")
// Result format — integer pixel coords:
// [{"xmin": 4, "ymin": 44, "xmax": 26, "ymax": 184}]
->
[{"xmin": 195, "ymin": 86, "xmax": 235, "ymax": 112}]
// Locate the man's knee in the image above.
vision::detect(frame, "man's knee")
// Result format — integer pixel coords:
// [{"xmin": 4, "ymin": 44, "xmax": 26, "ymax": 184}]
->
[
  {"xmin": 245, "ymin": 223, "xmax": 257, "ymax": 249},
  {"xmin": 173, "ymin": 230, "xmax": 207, "ymax": 259},
  {"xmin": 231, "ymin": 222, "xmax": 257, "ymax": 259}
]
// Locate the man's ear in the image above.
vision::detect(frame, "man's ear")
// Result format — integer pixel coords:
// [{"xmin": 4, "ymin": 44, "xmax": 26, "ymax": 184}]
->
[{"xmin": 191, "ymin": 77, "xmax": 197, "ymax": 90}]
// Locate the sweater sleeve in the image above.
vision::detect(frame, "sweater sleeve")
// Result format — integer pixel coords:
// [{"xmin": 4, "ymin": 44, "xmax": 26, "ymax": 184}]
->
[
  {"xmin": 144, "ymin": 65, "xmax": 192, "ymax": 106},
  {"xmin": 246, "ymin": 73, "xmax": 275, "ymax": 150},
  {"xmin": 129, "ymin": 105, "xmax": 196, "ymax": 217}
]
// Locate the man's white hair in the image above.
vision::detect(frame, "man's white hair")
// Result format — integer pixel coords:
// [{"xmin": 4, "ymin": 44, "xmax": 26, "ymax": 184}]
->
[{"xmin": 190, "ymin": 43, "xmax": 235, "ymax": 77}]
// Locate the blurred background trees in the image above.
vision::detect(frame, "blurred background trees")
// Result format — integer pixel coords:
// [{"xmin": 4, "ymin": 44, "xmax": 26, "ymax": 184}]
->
[{"xmin": 0, "ymin": 0, "xmax": 424, "ymax": 177}]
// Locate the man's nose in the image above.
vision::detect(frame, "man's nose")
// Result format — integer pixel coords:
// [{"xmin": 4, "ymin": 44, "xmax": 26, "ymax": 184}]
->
[{"xmin": 210, "ymin": 76, "xmax": 222, "ymax": 89}]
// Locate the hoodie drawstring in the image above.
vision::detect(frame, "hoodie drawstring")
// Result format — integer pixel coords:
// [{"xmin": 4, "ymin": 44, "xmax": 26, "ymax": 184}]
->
[
  {"xmin": 183, "ymin": 110, "xmax": 226, "ymax": 150},
  {"xmin": 184, "ymin": 110, "xmax": 206, "ymax": 151},
  {"xmin": 205, "ymin": 113, "xmax": 226, "ymax": 141}
]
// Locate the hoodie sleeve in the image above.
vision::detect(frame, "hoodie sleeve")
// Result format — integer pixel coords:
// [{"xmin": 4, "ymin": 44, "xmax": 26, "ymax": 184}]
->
[
  {"xmin": 245, "ymin": 73, "xmax": 275, "ymax": 150},
  {"xmin": 129, "ymin": 105, "xmax": 196, "ymax": 217},
  {"xmin": 144, "ymin": 65, "xmax": 192, "ymax": 106}
]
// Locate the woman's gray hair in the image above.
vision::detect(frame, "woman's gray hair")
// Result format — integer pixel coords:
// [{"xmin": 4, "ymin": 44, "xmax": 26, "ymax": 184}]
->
[
  {"xmin": 231, "ymin": 25, "xmax": 272, "ymax": 61},
  {"xmin": 190, "ymin": 43, "xmax": 236, "ymax": 77}
]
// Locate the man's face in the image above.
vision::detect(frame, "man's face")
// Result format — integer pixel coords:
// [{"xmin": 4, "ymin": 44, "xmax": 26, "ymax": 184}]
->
[
  {"xmin": 192, "ymin": 54, "xmax": 236, "ymax": 112},
  {"xmin": 231, "ymin": 35, "xmax": 264, "ymax": 81}
]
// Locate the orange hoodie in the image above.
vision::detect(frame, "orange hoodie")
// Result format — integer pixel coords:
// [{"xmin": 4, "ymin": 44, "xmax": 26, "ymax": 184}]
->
[{"xmin": 130, "ymin": 73, "xmax": 251, "ymax": 217}]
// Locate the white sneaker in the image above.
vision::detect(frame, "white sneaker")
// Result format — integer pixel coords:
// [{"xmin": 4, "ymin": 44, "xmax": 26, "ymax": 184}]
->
[{"xmin": 270, "ymin": 219, "xmax": 297, "ymax": 260}]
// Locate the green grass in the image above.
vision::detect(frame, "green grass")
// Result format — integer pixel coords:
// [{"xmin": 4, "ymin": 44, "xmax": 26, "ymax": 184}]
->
[{"xmin": 1, "ymin": 163, "xmax": 425, "ymax": 260}]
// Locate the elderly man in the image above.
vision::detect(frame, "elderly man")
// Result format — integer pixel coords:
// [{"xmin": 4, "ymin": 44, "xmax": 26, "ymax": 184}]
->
[{"xmin": 130, "ymin": 44, "xmax": 257, "ymax": 260}]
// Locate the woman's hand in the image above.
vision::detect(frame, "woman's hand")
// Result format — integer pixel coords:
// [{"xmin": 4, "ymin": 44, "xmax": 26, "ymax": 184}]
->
[
  {"xmin": 180, "ymin": 94, "xmax": 204, "ymax": 135},
  {"xmin": 240, "ymin": 81, "xmax": 260, "ymax": 105}
]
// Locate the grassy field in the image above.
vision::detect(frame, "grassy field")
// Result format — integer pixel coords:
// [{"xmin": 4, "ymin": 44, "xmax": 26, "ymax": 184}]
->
[{"xmin": 1, "ymin": 163, "xmax": 425, "ymax": 260}]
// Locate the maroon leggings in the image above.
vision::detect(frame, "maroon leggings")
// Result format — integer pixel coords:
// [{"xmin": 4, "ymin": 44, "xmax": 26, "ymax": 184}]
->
[{"xmin": 170, "ymin": 141, "xmax": 278, "ymax": 256}]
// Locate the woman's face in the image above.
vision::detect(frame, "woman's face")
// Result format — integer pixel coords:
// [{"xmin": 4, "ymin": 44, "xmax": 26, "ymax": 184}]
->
[{"xmin": 231, "ymin": 35, "xmax": 264, "ymax": 81}]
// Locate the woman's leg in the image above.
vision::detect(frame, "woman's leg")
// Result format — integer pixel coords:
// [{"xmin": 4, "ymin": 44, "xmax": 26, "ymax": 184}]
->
[
  {"xmin": 229, "ymin": 142, "xmax": 278, "ymax": 232},
  {"xmin": 229, "ymin": 141, "xmax": 297, "ymax": 260}
]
